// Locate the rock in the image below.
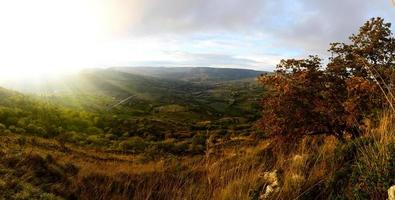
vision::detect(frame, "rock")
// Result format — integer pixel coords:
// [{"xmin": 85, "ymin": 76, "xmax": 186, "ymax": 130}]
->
[
  {"xmin": 388, "ymin": 185, "xmax": 395, "ymax": 200},
  {"xmin": 259, "ymin": 170, "xmax": 280, "ymax": 200},
  {"xmin": 262, "ymin": 170, "xmax": 278, "ymax": 186}
]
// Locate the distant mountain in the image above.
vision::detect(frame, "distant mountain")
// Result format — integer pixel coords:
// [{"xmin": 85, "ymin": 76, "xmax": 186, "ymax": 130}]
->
[{"xmin": 111, "ymin": 67, "xmax": 266, "ymax": 82}]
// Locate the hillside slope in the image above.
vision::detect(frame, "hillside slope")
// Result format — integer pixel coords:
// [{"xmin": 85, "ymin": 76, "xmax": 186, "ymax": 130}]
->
[
  {"xmin": 0, "ymin": 72, "xmax": 263, "ymax": 154},
  {"xmin": 1, "ymin": 68, "xmax": 263, "ymax": 119},
  {"xmin": 1, "ymin": 114, "xmax": 393, "ymax": 199}
]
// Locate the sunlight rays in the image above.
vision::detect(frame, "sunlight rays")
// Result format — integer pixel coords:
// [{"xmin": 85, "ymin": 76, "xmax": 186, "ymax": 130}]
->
[{"xmin": 0, "ymin": 0, "xmax": 114, "ymax": 79}]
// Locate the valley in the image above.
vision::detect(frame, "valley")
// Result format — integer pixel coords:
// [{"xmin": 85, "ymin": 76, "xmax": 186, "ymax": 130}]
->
[{"xmin": 0, "ymin": 67, "xmax": 265, "ymax": 154}]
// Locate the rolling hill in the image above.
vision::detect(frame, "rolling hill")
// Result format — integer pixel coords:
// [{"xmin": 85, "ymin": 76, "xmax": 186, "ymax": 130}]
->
[
  {"xmin": 0, "ymin": 68, "xmax": 263, "ymax": 119},
  {"xmin": 0, "ymin": 68, "xmax": 264, "ymax": 152},
  {"xmin": 111, "ymin": 66, "xmax": 266, "ymax": 82}
]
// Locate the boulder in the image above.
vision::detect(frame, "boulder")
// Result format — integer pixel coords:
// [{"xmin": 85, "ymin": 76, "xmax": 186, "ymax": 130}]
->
[{"xmin": 389, "ymin": 186, "xmax": 395, "ymax": 200}]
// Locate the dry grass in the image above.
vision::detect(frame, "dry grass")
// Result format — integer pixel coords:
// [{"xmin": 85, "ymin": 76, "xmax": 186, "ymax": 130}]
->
[
  {"xmin": 3, "ymin": 115, "xmax": 395, "ymax": 199},
  {"xmin": 0, "ymin": 133, "xmax": 340, "ymax": 199}
]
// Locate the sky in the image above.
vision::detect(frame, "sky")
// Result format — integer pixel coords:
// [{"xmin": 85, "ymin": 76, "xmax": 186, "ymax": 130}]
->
[{"xmin": 0, "ymin": 0, "xmax": 395, "ymax": 79}]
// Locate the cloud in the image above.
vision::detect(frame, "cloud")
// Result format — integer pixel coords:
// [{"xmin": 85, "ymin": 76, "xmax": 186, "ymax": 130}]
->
[
  {"xmin": 2, "ymin": 0, "xmax": 395, "ymax": 73},
  {"xmin": 273, "ymin": 0, "xmax": 371, "ymax": 54},
  {"xmin": 100, "ymin": 48, "xmax": 269, "ymax": 70},
  {"xmin": 114, "ymin": 0, "xmax": 395, "ymax": 52},
  {"xmin": 115, "ymin": 0, "xmax": 268, "ymax": 35}
]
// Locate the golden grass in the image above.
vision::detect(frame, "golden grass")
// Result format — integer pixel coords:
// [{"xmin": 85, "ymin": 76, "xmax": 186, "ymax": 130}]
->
[{"xmin": 3, "ymin": 115, "xmax": 395, "ymax": 199}]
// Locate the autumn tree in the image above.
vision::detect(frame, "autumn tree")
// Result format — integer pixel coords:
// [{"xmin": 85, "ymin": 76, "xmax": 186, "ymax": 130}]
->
[{"xmin": 259, "ymin": 17, "xmax": 395, "ymax": 140}]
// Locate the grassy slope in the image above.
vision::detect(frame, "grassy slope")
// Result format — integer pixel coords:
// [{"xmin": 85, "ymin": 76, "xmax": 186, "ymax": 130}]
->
[
  {"xmin": 1, "ymin": 113, "xmax": 394, "ymax": 199},
  {"xmin": 16, "ymin": 69, "xmax": 262, "ymax": 120},
  {"xmin": 1, "ymin": 84, "xmax": 395, "ymax": 199},
  {"xmin": 14, "ymin": 70, "xmax": 261, "ymax": 130},
  {"xmin": 0, "ymin": 71, "xmax": 263, "ymax": 152},
  {"xmin": 0, "ymin": 131, "xmax": 264, "ymax": 200}
]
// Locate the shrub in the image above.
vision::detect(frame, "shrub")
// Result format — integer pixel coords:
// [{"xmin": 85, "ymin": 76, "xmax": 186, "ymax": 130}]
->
[
  {"xmin": 153, "ymin": 140, "xmax": 190, "ymax": 155},
  {"xmin": 39, "ymin": 193, "xmax": 63, "ymax": 200},
  {"xmin": 119, "ymin": 136, "xmax": 148, "ymax": 152},
  {"xmin": 348, "ymin": 143, "xmax": 395, "ymax": 199},
  {"xmin": 86, "ymin": 127, "xmax": 103, "ymax": 135},
  {"xmin": 86, "ymin": 135, "xmax": 108, "ymax": 146},
  {"xmin": 15, "ymin": 127, "xmax": 26, "ymax": 134},
  {"xmin": 0, "ymin": 124, "xmax": 6, "ymax": 136},
  {"xmin": 0, "ymin": 123, "xmax": 6, "ymax": 131},
  {"xmin": 26, "ymin": 123, "xmax": 37, "ymax": 133},
  {"xmin": 8, "ymin": 125, "xmax": 16, "ymax": 133},
  {"xmin": 104, "ymin": 134, "xmax": 117, "ymax": 140},
  {"xmin": 189, "ymin": 144, "xmax": 205, "ymax": 154},
  {"xmin": 170, "ymin": 142, "xmax": 189, "ymax": 155},
  {"xmin": 36, "ymin": 127, "xmax": 48, "ymax": 137},
  {"xmin": 191, "ymin": 133, "xmax": 206, "ymax": 146}
]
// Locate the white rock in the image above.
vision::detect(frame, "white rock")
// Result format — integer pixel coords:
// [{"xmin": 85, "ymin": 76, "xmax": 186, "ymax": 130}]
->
[
  {"xmin": 388, "ymin": 185, "xmax": 395, "ymax": 200},
  {"xmin": 260, "ymin": 170, "xmax": 280, "ymax": 200}
]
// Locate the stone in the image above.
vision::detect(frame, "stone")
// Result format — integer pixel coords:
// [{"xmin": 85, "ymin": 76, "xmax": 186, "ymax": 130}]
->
[{"xmin": 388, "ymin": 185, "xmax": 395, "ymax": 200}]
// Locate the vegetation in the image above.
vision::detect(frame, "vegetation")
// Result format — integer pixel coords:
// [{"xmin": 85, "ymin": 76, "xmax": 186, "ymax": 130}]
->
[
  {"xmin": 259, "ymin": 17, "xmax": 393, "ymax": 140},
  {"xmin": 0, "ymin": 66, "xmax": 263, "ymax": 156},
  {"xmin": 2, "ymin": 18, "xmax": 395, "ymax": 200},
  {"xmin": 1, "ymin": 113, "xmax": 395, "ymax": 199}
]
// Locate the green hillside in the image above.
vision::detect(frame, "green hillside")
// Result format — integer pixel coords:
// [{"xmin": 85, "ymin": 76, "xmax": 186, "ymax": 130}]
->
[
  {"xmin": 0, "ymin": 68, "xmax": 264, "ymax": 152},
  {"xmin": 2, "ymin": 68, "xmax": 263, "ymax": 119}
]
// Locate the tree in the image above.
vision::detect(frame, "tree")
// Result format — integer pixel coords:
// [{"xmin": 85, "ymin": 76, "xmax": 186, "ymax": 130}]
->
[{"xmin": 259, "ymin": 18, "xmax": 395, "ymax": 141}]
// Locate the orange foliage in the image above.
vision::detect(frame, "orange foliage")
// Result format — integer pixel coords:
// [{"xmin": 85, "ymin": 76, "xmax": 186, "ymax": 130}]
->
[{"xmin": 259, "ymin": 18, "xmax": 395, "ymax": 140}]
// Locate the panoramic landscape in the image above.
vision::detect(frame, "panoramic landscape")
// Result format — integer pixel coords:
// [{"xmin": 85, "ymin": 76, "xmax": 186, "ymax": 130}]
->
[{"xmin": 2, "ymin": 0, "xmax": 395, "ymax": 199}]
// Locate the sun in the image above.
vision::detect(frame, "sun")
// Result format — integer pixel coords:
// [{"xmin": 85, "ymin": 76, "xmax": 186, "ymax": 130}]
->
[{"xmin": 0, "ymin": 0, "xmax": 114, "ymax": 80}]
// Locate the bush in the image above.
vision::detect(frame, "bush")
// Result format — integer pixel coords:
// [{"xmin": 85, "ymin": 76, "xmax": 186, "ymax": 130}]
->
[
  {"xmin": 15, "ymin": 127, "xmax": 26, "ymax": 134},
  {"xmin": 86, "ymin": 135, "xmax": 109, "ymax": 146},
  {"xmin": 119, "ymin": 136, "xmax": 148, "ymax": 152},
  {"xmin": 0, "ymin": 124, "xmax": 6, "ymax": 136},
  {"xmin": 26, "ymin": 124, "xmax": 48, "ymax": 137},
  {"xmin": 86, "ymin": 127, "xmax": 103, "ymax": 135},
  {"xmin": 170, "ymin": 142, "xmax": 189, "ymax": 155},
  {"xmin": 189, "ymin": 144, "xmax": 205, "ymax": 154},
  {"xmin": 191, "ymin": 133, "xmax": 206, "ymax": 146},
  {"xmin": 0, "ymin": 123, "xmax": 6, "ymax": 131},
  {"xmin": 36, "ymin": 127, "xmax": 48, "ymax": 137},
  {"xmin": 104, "ymin": 134, "xmax": 117, "ymax": 140},
  {"xmin": 325, "ymin": 137, "xmax": 383, "ymax": 199},
  {"xmin": 8, "ymin": 125, "xmax": 16, "ymax": 133},
  {"xmin": 348, "ymin": 142, "xmax": 395, "ymax": 199},
  {"xmin": 26, "ymin": 123, "xmax": 37, "ymax": 133},
  {"xmin": 153, "ymin": 140, "xmax": 190, "ymax": 155},
  {"xmin": 39, "ymin": 193, "xmax": 63, "ymax": 200}
]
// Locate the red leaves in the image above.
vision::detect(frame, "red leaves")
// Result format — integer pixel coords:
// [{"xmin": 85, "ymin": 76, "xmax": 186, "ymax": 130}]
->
[{"xmin": 258, "ymin": 18, "xmax": 395, "ymax": 140}]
